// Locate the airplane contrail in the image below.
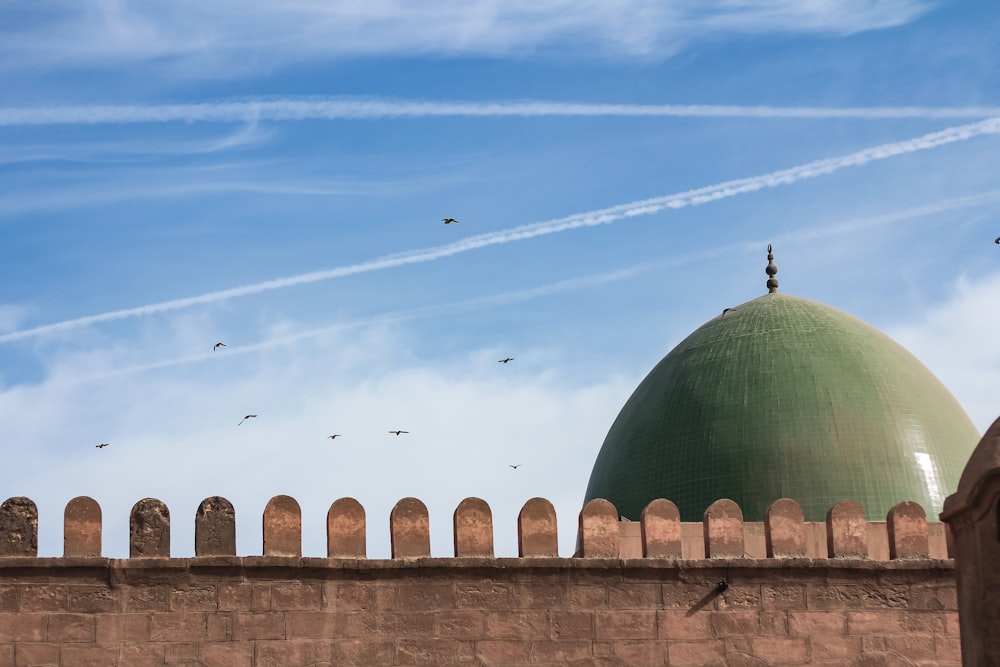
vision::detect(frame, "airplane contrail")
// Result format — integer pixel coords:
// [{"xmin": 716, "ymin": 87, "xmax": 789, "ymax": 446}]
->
[
  {"xmin": 50, "ymin": 188, "xmax": 1000, "ymax": 385},
  {"xmin": 2, "ymin": 98, "xmax": 1000, "ymax": 126},
  {"xmin": 2, "ymin": 116, "xmax": 1000, "ymax": 345},
  {"xmin": 61, "ymin": 268, "xmax": 647, "ymax": 384}
]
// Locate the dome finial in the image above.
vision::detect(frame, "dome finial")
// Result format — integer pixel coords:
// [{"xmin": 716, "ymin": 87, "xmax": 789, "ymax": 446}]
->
[{"xmin": 765, "ymin": 244, "xmax": 779, "ymax": 293}]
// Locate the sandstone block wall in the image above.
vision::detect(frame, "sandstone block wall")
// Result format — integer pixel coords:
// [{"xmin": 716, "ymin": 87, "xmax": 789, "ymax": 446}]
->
[
  {"xmin": 0, "ymin": 558, "xmax": 960, "ymax": 666},
  {"xmin": 0, "ymin": 495, "xmax": 961, "ymax": 666}
]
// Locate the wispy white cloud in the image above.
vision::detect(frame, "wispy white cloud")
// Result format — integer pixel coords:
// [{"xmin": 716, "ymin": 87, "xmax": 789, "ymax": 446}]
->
[
  {"xmin": 678, "ymin": 0, "xmax": 930, "ymax": 34},
  {"xmin": 767, "ymin": 191, "xmax": 1000, "ymax": 244},
  {"xmin": 3, "ymin": 115, "xmax": 998, "ymax": 345},
  {"xmin": 0, "ymin": 305, "xmax": 33, "ymax": 334},
  {"xmin": 0, "ymin": 121, "xmax": 266, "ymax": 167},
  {"xmin": 0, "ymin": 177, "xmax": 401, "ymax": 218},
  {"xmin": 888, "ymin": 270, "xmax": 1000, "ymax": 433},
  {"xmin": 0, "ymin": 1, "xmax": 932, "ymax": 72},
  {"xmin": 3, "ymin": 98, "xmax": 998, "ymax": 127}
]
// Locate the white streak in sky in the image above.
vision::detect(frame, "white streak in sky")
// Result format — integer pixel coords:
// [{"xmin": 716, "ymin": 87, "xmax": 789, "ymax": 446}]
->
[
  {"xmin": 3, "ymin": 116, "xmax": 1000, "ymax": 345},
  {"xmin": 61, "ymin": 268, "xmax": 646, "ymax": 384},
  {"xmin": 2, "ymin": 98, "xmax": 1000, "ymax": 126},
  {"xmin": 40, "ymin": 188, "xmax": 1000, "ymax": 383}
]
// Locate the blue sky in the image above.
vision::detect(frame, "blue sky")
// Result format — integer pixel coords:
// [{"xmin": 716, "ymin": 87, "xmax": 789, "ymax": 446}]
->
[{"xmin": 2, "ymin": 1, "xmax": 999, "ymax": 559}]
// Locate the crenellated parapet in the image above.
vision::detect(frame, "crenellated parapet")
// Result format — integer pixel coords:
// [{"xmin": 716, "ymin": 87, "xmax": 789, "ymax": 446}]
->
[
  {"xmin": 0, "ymin": 493, "xmax": 964, "ymax": 666},
  {"xmin": 0, "ymin": 495, "xmax": 950, "ymax": 562}
]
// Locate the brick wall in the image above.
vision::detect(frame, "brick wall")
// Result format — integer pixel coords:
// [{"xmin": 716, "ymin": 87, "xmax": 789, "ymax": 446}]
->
[{"xmin": 0, "ymin": 557, "xmax": 960, "ymax": 667}]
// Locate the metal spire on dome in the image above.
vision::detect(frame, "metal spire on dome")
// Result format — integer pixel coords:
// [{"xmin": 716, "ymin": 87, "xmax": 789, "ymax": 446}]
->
[{"xmin": 766, "ymin": 244, "xmax": 779, "ymax": 293}]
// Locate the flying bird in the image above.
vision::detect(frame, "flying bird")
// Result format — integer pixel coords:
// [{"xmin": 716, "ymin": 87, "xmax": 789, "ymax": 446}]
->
[
  {"xmin": 722, "ymin": 308, "xmax": 735, "ymax": 315},
  {"xmin": 388, "ymin": 430, "xmax": 409, "ymax": 436},
  {"xmin": 96, "ymin": 443, "xmax": 109, "ymax": 449},
  {"xmin": 508, "ymin": 464, "xmax": 520, "ymax": 469},
  {"xmin": 995, "ymin": 236, "xmax": 1000, "ymax": 244},
  {"xmin": 327, "ymin": 434, "xmax": 342, "ymax": 440},
  {"xmin": 442, "ymin": 218, "xmax": 460, "ymax": 224},
  {"xmin": 214, "ymin": 342, "xmax": 227, "ymax": 351},
  {"xmin": 498, "ymin": 357, "xmax": 515, "ymax": 364},
  {"xmin": 238, "ymin": 415, "xmax": 257, "ymax": 425}
]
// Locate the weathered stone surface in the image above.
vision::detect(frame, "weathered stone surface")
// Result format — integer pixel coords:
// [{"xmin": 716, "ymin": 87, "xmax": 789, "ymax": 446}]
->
[
  {"xmin": 0, "ymin": 496, "xmax": 37, "ymax": 557},
  {"xmin": 130, "ymin": 498, "xmax": 170, "ymax": 558},
  {"xmin": 263, "ymin": 495, "xmax": 301, "ymax": 557},
  {"xmin": 64, "ymin": 496, "xmax": 101, "ymax": 557},
  {"xmin": 327, "ymin": 497, "xmax": 366, "ymax": 558},
  {"xmin": 704, "ymin": 499, "xmax": 744, "ymax": 558},
  {"xmin": 886, "ymin": 501, "xmax": 929, "ymax": 559},
  {"xmin": 391, "ymin": 497, "xmax": 430, "ymax": 559},
  {"xmin": 195, "ymin": 496, "xmax": 236, "ymax": 556},
  {"xmin": 0, "ymin": 493, "xmax": 973, "ymax": 664},
  {"xmin": 942, "ymin": 417, "xmax": 1000, "ymax": 667},
  {"xmin": 641, "ymin": 499, "xmax": 681, "ymax": 559},
  {"xmin": 0, "ymin": 544, "xmax": 964, "ymax": 664},
  {"xmin": 827, "ymin": 500, "xmax": 868, "ymax": 559},
  {"xmin": 765, "ymin": 498, "xmax": 807, "ymax": 558},
  {"xmin": 453, "ymin": 497, "xmax": 494, "ymax": 558},
  {"xmin": 579, "ymin": 498, "xmax": 619, "ymax": 558},
  {"xmin": 518, "ymin": 497, "xmax": 558, "ymax": 557}
]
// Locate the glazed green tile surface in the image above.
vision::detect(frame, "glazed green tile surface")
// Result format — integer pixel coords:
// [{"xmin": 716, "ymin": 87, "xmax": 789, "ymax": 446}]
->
[{"xmin": 585, "ymin": 293, "xmax": 980, "ymax": 522}]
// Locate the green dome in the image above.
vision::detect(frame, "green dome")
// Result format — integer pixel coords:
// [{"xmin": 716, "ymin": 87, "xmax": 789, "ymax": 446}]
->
[{"xmin": 585, "ymin": 292, "xmax": 980, "ymax": 522}]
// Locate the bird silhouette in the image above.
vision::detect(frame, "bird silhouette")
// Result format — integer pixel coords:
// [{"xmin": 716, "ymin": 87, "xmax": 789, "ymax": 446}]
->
[
  {"xmin": 96, "ymin": 443, "xmax": 109, "ymax": 449},
  {"xmin": 214, "ymin": 342, "xmax": 227, "ymax": 351},
  {"xmin": 498, "ymin": 357, "xmax": 514, "ymax": 364},
  {"xmin": 722, "ymin": 308, "xmax": 735, "ymax": 315},
  {"xmin": 388, "ymin": 430, "xmax": 409, "ymax": 436},
  {"xmin": 327, "ymin": 434, "xmax": 342, "ymax": 440},
  {"xmin": 508, "ymin": 464, "xmax": 520, "ymax": 469},
  {"xmin": 238, "ymin": 415, "xmax": 257, "ymax": 425},
  {"xmin": 442, "ymin": 218, "xmax": 460, "ymax": 224},
  {"xmin": 995, "ymin": 236, "xmax": 1000, "ymax": 244}
]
